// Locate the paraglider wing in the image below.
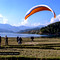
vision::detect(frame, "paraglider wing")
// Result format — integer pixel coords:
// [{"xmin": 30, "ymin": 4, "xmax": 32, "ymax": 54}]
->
[{"xmin": 25, "ymin": 5, "xmax": 56, "ymax": 20}]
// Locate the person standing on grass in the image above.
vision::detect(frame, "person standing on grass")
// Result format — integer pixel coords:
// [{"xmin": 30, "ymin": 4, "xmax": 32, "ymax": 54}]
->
[
  {"xmin": 0, "ymin": 36, "xmax": 1, "ymax": 47},
  {"xmin": 18, "ymin": 37, "xmax": 22, "ymax": 44},
  {"xmin": 31, "ymin": 37, "xmax": 34, "ymax": 41},
  {"xmin": 5, "ymin": 35, "xmax": 8, "ymax": 45},
  {"xmin": 17, "ymin": 36, "xmax": 19, "ymax": 42}
]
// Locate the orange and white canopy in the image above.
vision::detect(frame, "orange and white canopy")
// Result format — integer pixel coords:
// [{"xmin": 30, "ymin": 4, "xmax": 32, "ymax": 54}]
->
[{"xmin": 25, "ymin": 5, "xmax": 56, "ymax": 20}]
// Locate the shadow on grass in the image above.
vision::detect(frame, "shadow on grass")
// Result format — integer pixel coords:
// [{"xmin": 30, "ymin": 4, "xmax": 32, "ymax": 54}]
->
[
  {"xmin": 0, "ymin": 47, "xmax": 5, "ymax": 49},
  {"xmin": 0, "ymin": 45, "xmax": 53, "ymax": 49},
  {"xmin": 1, "ymin": 43, "xmax": 60, "ymax": 50},
  {"xmin": 0, "ymin": 57, "xmax": 60, "ymax": 60}
]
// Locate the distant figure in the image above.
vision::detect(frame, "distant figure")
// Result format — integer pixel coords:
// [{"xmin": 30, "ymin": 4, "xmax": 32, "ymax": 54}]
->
[
  {"xmin": 0, "ymin": 36, "xmax": 1, "ymax": 47},
  {"xmin": 17, "ymin": 36, "xmax": 19, "ymax": 42},
  {"xmin": 31, "ymin": 37, "xmax": 34, "ymax": 41},
  {"xmin": 18, "ymin": 37, "xmax": 22, "ymax": 44},
  {"xmin": 5, "ymin": 35, "xmax": 8, "ymax": 45}
]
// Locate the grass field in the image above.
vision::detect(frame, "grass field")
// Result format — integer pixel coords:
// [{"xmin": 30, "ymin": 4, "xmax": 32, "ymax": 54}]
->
[{"xmin": 0, "ymin": 37, "xmax": 60, "ymax": 60}]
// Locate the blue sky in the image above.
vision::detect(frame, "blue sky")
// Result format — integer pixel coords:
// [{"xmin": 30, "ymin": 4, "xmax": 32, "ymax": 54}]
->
[{"xmin": 0, "ymin": 0, "xmax": 60, "ymax": 26}]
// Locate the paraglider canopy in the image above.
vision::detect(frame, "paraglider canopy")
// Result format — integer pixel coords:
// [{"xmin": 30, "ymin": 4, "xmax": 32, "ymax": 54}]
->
[{"xmin": 25, "ymin": 5, "xmax": 56, "ymax": 20}]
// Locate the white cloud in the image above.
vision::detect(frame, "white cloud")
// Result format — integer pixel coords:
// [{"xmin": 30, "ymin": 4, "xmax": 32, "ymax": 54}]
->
[
  {"xmin": 20, "ymin": 18, "xmax": 41, "ymax": 26},
  {"xmin": 12, "ymin": 18, "xmax": 28, "ymax": 26},
  {"xmin": 3, "ymin": 18, "xmax": 8, "ymax": 24},
  {"xmin": 12, "ymin": 18, "xmax": 41, "ymax": 27},
  {"xmin": 20, "ymin": 19, "xmax": 28, "ymax": 25},
  {"xmin": 50, "ymin": 14, "xmax": 60, "ymax": 23},
  {"xmin": 0, "ymin": 14, "xmax": 8, "ymax": 24},
  {"xmin": 30, "ymin": 23, "xmax": 40, "ymax": 27},
  {"xmin": 0, "ymin": 14, "xmax": 3, "ymax": 18}
]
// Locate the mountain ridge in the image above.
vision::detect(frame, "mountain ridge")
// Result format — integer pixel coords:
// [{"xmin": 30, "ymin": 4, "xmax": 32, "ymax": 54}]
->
[{"xmin": 0, "ymin": 23, "xmax": 45, "ymax": 33}]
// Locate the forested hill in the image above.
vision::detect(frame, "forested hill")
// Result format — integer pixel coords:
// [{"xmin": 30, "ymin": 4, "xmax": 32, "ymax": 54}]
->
[
  {"xmin": 23, "ymin": 22, "xmax": 60, "ymax": 35},
  {"xmin": 40, "ymin": 22, "xmax": 60, "ymax": 35}
]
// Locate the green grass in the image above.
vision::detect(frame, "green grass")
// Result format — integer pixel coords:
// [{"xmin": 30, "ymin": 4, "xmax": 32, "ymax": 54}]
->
[{"xmin": 0, "ymin": 37, "xmax": 60, "ymax": 59}]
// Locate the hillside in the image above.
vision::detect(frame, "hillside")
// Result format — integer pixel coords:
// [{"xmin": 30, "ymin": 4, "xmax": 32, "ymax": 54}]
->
[
  {"xmin": 18, "ymin": 25, "xmax": 45, "ymax": 33},
  {"xmin": 0, "ymin": 28, "xmax": 14, "ymax": 33},
  {"xmin": 19, "ymin": 28, "xmax": 40, "ymax": 34},
  {"xmin": 22, "ymin": 22, "xmax": 60, "ymax": 35},
  {"xmin": 40, "ymin": 22, "xmax": 60, "ymax": 35}
]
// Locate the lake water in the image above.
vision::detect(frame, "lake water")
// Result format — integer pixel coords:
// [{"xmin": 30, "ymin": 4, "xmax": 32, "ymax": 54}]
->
[{"xmin": 0, "ymin": 32, "xmax": 48, "ymax": 37}]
